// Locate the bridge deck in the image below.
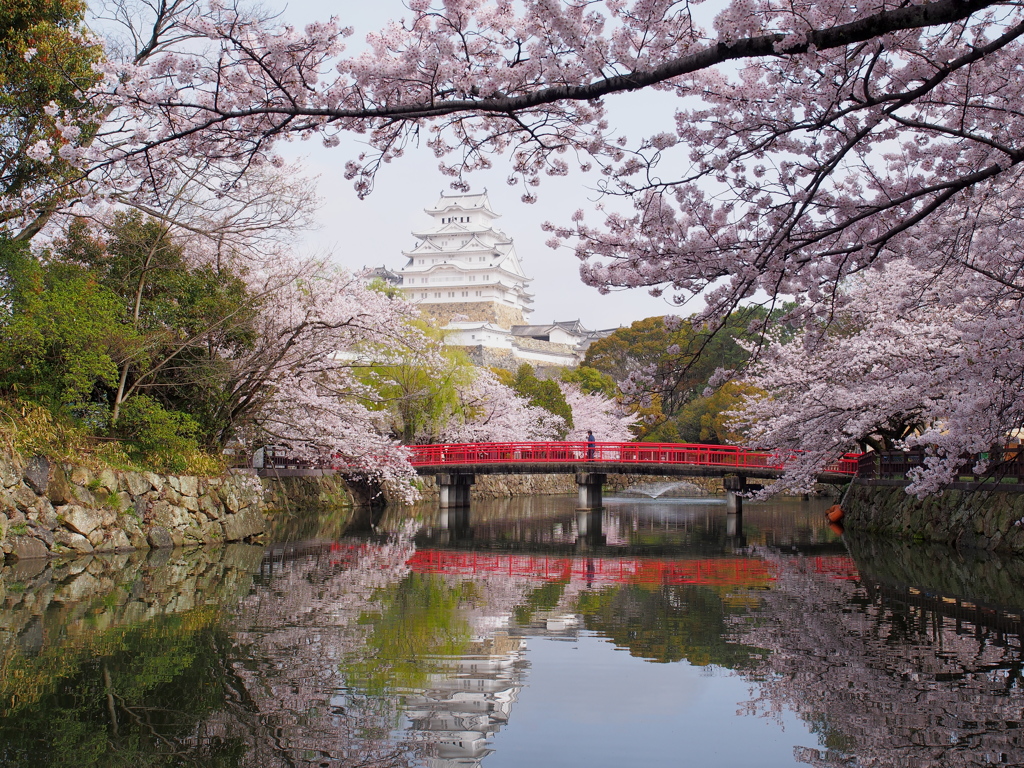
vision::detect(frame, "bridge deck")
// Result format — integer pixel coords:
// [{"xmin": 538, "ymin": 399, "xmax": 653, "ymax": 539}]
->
[{"xmin": 408, "ymin": 441, "xmax": 858, "ymax": 482}]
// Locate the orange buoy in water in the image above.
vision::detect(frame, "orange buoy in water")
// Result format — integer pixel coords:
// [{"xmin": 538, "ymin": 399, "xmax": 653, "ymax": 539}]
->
[{"xmin": 825, "ymin": 504, "xmax": 844, "ymax": 523}]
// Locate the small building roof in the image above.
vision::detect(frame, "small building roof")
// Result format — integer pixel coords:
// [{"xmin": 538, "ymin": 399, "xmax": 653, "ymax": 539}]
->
[{"xmin": 363, "ymin": 265, "xmax": 403, "ymax": 285}]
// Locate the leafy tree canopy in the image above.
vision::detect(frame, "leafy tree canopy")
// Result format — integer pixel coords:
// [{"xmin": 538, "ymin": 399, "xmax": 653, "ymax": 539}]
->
[
  {"xmin": 559, "ymin": 365, "xmax": 617, "ymax": 398},
  {"xmin": 495, "ymin": 363, "xmax": 573, "ymax": 438},
  {"xmin": 0, "ymin": 0, "xmax": 102, "ymax": 229},
  {"xmin": 583, "ymin": 310, "xmax": 768, "ymax": 441},
  {"xmin": 0, "ymin": 236, "xmax": 133, "ymax": 408}
]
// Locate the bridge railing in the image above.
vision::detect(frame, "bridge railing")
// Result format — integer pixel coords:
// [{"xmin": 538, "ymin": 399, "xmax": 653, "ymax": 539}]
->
[{"xmin": 408, "ymin": 441, "xmax": 861, "ymax": 475}]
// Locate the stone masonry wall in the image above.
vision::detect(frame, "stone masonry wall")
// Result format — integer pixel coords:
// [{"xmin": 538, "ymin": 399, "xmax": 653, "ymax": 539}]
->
[
  {"xmin": 511, "ymin": 337, "xmax": 577, "ymax": 356},
  {"xmin": 418, "ymin": 302, "xmax": 526, "ymax": 329},
  {"xmin": 464, "ymin": 346, "xmax": 519, "ymax": 370},
  {"xmin": 417, "ymin": 473, "xmax": 577, "ymax": 499},
  {"xmin": 844, "ymin": 481, "xmax": 1024, "ymax": 553},
  {"xmin": 0, "ymin": 451, "xmax": 266, "ymax": 564},
  {"xmin": 414, "ymin": 472, "xmax": 724, "ymax": 499}
]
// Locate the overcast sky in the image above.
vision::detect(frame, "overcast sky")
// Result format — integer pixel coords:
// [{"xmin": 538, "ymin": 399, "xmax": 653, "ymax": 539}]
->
[{"xmin": 269, "ymin": 0, "xmax": 701, "ymax": 331}]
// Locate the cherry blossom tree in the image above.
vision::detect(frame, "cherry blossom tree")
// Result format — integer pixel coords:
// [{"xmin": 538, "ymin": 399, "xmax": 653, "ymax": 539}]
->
[
  {"xmin": 560, "ymin": 382, "xmax": 636, "ymax": 443},
  {"xmin": 79, "ymin": 0, "xmax": 1019, "ymax": 312},
  {"xmin": 437, "ymin": 368, "xmax": 567, "ymax": 443},
  {"xmin": 9, "ymin": 0, "xmax": 1024, "ymax": 492},
  {"xmin": 223, "ymin": 259, "xmax": 424, "ymax": 502},
  {"xmin": 735, "ymin": 255, "xmax": 1024, "ymax": 496}
]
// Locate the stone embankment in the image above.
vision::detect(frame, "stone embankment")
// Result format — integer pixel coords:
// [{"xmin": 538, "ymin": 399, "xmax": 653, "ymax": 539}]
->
[
  {"xmin": 413, "ymin": 472, "xmax": 723, "ymax": 499},
  {"xmin": 845, "ymin": 482, "xmax": 1024, "ymax": 553},
  {"xmin": 0, "ymin": 451, "xmax": 266, "ymax": 563}
]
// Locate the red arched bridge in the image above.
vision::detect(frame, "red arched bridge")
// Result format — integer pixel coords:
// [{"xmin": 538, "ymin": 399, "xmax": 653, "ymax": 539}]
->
[
  {"xmin": 408, "ymin": 441, "xmax": 858, "ymax": 479},
  {"xmin": 406, "ymin": 441, "xmax": 860, "ymax": 509}
]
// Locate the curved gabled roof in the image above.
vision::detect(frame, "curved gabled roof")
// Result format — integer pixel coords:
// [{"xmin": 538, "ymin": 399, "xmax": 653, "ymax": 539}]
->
[{"xmin": 424, "ymin": 191, "xmax": 498, "ymax": 217}]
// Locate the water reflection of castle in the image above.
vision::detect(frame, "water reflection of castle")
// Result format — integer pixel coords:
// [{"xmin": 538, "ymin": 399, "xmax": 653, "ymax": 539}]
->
[{"xmin": 402, "ymin": 633, "xmax": 527, "ymax": 767}]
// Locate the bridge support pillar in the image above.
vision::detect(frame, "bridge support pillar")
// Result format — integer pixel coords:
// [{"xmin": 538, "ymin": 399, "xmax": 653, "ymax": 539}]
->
[
  {"xmin": 724, "ymin": 474, "xmax": 746, "ymax": 515},
  {"xmin": 726, "ymin": 508, "xmax": 743, "ymax": 537},
  {"xmin": 576, "ymin": 509, "xmax": 606, "ymax": 547},
  {"xmin": 576, "ymin": 472, "xmax": 606, "ymax": 509},
  {"xmin": 437, "ymin": 473, "xmax": 475, "ymax": 509}
]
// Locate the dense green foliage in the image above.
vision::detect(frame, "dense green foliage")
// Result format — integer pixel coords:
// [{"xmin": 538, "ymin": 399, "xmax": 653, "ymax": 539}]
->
[
  {"xmin": 583, "ymin": 310, "xmax": 769, "ymax": 442},
  {"xmin": 114, "ymin": 394, "xmax": 203, "ymax": 473},
  {"xmin": 0, "ymin": 214, "xmax": 260, "ymax": 470},
  {"xmin": 359, "ymin": 325, "xmax": 478, "ymax": 443},
  {"xmin": 0, "ymin": 0, "xmax": 103, "ymax": 229},
  {"xmin": 496, "ymin": 363, "xmax": 572, "ymax": 436},
  {"xmin": 65, "ymin": 214, "xmax": 259, "ymax": 446},
  {"xmin": 0, "ymin": 237, "xmax": 131, "ymax": 406},
  {"xmin": 651, "ymin": 381, "xmax": 760, "ymax": 445},
  {"xmin": 559, "ymin": 365, "xmax": 617, "ymax": 397}
]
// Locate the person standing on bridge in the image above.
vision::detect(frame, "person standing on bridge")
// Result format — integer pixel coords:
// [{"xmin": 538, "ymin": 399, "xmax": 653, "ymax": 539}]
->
[{"xmin": 587, "ymin": 430, "xmax": 596, "ymax": 460}]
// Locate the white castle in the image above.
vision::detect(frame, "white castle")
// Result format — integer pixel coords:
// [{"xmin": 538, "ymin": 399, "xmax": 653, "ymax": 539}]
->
[{"xmin": 391, "ymin": 192, "xmax": 611, "ymax": 368}]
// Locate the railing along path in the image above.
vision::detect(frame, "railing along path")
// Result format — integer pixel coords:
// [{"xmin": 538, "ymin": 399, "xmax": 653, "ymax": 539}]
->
[{"xmin": 407, "ymin": 441, "xmax": 860, "ymax": 475}]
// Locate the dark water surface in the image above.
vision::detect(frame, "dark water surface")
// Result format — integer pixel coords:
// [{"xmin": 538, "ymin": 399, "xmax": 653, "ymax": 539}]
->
[{"xmin": 3, "ymin": 494, "xmax": 1024, "ymax": 767}]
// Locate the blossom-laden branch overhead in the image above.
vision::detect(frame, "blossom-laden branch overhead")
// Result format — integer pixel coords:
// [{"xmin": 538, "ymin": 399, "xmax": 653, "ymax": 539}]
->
[
  {"xmin": 71, "ymin": 0, "xmax": 1018, "ymax": 314},
  {"xmin": 11, "ymin": 0, "xmax": 1024, "ymax": 494}
]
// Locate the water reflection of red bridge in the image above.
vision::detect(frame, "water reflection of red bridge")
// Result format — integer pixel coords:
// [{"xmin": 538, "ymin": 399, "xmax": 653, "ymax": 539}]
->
[
  {"xmin": 407, "ymin": 549, "xmax": 781, "ymax": 588},
  {"xmin": 288, "ymin": 543, "xmax": 1024, "ymax": 638}
]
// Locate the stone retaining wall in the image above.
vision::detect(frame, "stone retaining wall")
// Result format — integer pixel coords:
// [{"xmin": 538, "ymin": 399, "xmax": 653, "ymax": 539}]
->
[
  {"xmin": 414, "ymin": 472, "xmax": 724, "ymax": 499},
  {"xmin": 417, "ymin": 473, "xmax": 577, "ymax": 498},
  {"xmin": 0, "ymin": 451, "xmax": 266, "ymax": 563},
  {"xmin": 845, "ymin": 481, "xmax": 1024, "ymax": 553}
]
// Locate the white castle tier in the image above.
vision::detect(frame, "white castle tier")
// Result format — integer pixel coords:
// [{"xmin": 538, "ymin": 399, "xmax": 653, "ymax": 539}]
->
[{"xmin": 394, "ymin": 192, "xmax": 612, "ymax": 368}]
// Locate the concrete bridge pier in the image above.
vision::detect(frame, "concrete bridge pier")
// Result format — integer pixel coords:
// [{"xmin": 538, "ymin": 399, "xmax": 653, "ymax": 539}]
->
[
  {"xmin": 726, "ymin": 508, "xmax": 743, "ymax": 538},
  {"xmin": 724, "ymin": 475, "xmax": 746, "ymax": 514},
  {"xmin": 576, "ymin": 509, "xmax": 606, "ymax": 546},
  {"xmin": 577, "ymin": 472, "xmax": 606, "ymax": 509},
  {"xmin": 437, "ymin": 473, "xmax": 475, "ymax": 509}
]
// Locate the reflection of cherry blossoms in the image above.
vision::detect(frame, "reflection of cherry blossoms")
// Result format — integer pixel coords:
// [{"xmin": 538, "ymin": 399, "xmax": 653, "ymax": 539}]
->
[
  {"xmin": 223, "ymin": 526, "xmax": 420, "ymax": 767},
  {"xmin": 730, "ymin": 545, "xmax": 1024, "ymax": 767},
  {"xmin": 220, "ymin": 524, "xmax": 553, "ymax": 767}
]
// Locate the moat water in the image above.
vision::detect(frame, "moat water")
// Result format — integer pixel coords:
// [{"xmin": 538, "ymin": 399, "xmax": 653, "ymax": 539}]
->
[{"xmin": 2, "ymin": 494, "xmax": 1024, "ymax": 767}]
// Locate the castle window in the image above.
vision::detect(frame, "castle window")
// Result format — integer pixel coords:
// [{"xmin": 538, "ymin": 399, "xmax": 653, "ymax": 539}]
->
[
  {"xmin": 448, "ymin": 291, "xmax": 455, "ymax": 297},
  {"xmin": 461, "ymin": 291, "xmax": 468, "ymax": 297},
  {"xmin": 475, "ymin": 290, "xmax": 482, "ymax": 296},
  {"xmin": 434, "ymin": 292, "xmax": 441, "ymax": 298}
]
